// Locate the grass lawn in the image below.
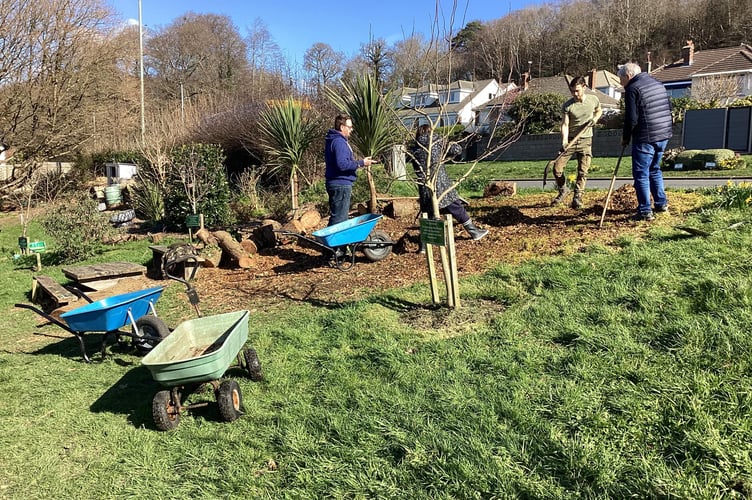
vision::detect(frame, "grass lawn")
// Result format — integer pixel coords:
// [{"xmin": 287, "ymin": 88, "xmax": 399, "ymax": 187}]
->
[
  {"xmin": 446, "ymin": 154, "xmax": 752, "ymax": 184},
  {"xmin": 1, "ymin": 187, "xmax": 752, "ymax": 498}
]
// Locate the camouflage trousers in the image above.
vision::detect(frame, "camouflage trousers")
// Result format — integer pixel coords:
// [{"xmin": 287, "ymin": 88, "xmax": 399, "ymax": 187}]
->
[{"xmin": 553, "ymin": 136, "xmax": 592, "ymax": 193}]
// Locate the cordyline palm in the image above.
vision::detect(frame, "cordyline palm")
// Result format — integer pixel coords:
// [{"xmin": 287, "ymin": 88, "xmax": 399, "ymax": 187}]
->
[
  {"xmin": 258, "ymin": 98, "xmax": 319, "ymax": 212},
  {"xmin": 325, "ymin": 74, "xmax": 396, "ymax": 212}
]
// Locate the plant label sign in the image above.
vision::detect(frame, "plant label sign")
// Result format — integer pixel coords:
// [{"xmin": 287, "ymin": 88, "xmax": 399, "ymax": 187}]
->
[
  {"xmin": 420, "ymin": 218, "xmax": 446, "ymax": 246},
  {"xmin": 674, "ymin": 163, "xmax": 683, "ymax": 170},
  {"xmin": 705, "ymin": 162, "xmax": 716, "ymax": 169}
]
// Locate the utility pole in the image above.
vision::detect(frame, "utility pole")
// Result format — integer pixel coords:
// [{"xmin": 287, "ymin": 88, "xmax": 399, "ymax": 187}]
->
[{"xmin": 138, "ymin": 0, "xmax": 145, "ymax": 145}]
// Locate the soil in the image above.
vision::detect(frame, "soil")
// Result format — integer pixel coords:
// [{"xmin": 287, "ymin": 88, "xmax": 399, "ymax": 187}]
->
[
  {"xmin": 187, "ymin": 186, "xmax": 703, "ymax": 312},
  {"xmin": 4, "ymin": 186, "xmax": 706, "ymax": 315}
]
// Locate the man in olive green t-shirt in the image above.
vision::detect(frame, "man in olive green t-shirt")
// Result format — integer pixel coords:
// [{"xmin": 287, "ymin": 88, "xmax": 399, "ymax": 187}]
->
[{"xmin": 552, "ymin": 76, "xmax": 602, "ymax": 209}]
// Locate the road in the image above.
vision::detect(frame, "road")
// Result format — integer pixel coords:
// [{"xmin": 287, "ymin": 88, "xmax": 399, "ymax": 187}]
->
[{"xmin": 510, "ymin": 177, "xmax": 752, "ymax": 191}]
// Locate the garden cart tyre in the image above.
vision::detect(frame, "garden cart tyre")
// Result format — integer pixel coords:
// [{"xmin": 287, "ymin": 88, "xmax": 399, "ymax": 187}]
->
[
  {"xmin": 362, "ymin": 230, "xmax": 392, "ymax": 262},
  {"xmin": 153, "ymin": 389, "xmax": 181, "ymax": 431},
  {"xmin": 243, "ymin": 347, "xmax": 263, "ymax": 381},
  {"xmin": 217, "ymin": 379, "xmax": 243, "ymax": 422},
  {"xmin": 133, "ymin": 315, "xmax": 170, "ymax": 352}
]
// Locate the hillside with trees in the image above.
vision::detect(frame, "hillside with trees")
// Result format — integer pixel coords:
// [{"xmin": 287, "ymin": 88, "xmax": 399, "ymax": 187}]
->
[{"xmin": 0, "ymin": 0, "xmax": 750, "ymax": 199}]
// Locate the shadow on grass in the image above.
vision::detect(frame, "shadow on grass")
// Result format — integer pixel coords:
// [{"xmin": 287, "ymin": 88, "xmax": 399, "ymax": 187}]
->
[
  {"xmin": 28, "ymin": 328, "xmax": 147, "ymax": 364},
  {"xmin": 90, "ymin": 366, "xmax": 236, "ymax": 430},
  {"xmin": 89, "ymin": 365, "xmax": 157, "ymax": 428}
]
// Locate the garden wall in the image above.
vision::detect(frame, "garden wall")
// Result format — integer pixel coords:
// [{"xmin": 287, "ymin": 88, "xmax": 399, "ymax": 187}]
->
[{"xmin": 477, "ymin": 125, "xmax": 683, "ymax": 161}]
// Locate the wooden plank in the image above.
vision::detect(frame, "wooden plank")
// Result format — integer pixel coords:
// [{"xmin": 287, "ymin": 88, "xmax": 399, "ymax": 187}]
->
[
  {"xmin": 32, "ymin": 275, "xmax": 77, "ymax": 307},
  {"xmin": 62, "ymin": 262, "xmax": 146, "ymax": 282}
]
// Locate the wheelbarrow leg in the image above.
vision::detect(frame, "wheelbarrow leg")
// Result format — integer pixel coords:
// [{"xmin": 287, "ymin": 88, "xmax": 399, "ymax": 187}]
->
[{"xmin": 74, "ymin": 333, "xmax": 92, "ymax": 363}]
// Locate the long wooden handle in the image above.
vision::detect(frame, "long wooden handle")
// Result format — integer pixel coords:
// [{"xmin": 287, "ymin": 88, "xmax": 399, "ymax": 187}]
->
[
  {"xmin": 543, "ymin": 119, "xmax": 595, "ymax": 187},
  {"xmin": 598, "ymin": 146, "xmax": 627, "ymax": 228}
]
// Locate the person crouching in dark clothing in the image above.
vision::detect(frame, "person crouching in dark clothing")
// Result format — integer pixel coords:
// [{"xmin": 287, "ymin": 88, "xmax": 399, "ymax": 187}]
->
[{"xmin": 411, "ymin": 124, "xmax": 488, "ymax": 250}]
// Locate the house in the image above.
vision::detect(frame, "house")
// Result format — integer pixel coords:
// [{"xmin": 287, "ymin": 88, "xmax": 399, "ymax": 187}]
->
[
  {"xmin": 522, "ymin": 74, "xmax": 621, "ymax": 115},
  {"xmin": 650, "ymin": 41, "xmax": 752, "ymax": 100},
  {"xmin": 395, "ymin": 79, "xmax": 503, "ymax": 133},
  {"xmin": 473, "ymin": 83, "xmax": 520, "ymax": 135},
  {"xmin": 587, "ymin": 69, "xmax": 623, "ymax": 100}
]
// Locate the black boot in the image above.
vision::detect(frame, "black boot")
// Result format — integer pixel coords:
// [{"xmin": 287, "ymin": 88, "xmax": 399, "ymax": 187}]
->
[{"xmin": 463, "ymin": 220, "xmax": 488, "ymax": 240}]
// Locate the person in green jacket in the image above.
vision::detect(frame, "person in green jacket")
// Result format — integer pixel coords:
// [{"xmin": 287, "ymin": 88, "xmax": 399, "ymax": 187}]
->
[{"xmin": 551, "ymin": 76, "xmax": 602, "ymax": 209}]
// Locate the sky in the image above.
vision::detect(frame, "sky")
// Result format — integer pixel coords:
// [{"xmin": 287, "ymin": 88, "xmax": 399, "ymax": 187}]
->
[{"xmin": 108, "ymin": 0, "xmax": 538, "ymax": 65}]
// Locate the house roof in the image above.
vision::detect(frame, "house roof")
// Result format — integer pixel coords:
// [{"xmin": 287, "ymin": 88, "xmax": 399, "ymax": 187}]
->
[
  {"xmin": 523, "ymin": 75, "xmax": 620, "ymax": 108},
  {"xmin": 396, "ymin": 79, "xmax": 498, "ymax": 118},
  {"xmin": 651, "ymin": 44, "xmax": 752, "ymax": 83},
  {"xmin": 591, "ymin": 70, "xmax": 622, "ymax": 90}
]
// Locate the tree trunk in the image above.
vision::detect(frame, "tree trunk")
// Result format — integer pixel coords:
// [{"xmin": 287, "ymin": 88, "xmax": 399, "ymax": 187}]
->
[
  {"xmin": 213, "ymin": 230, "xmax": 253, "ymax": 268},
  {"xmin": 366, "ymin": 166, "xmax": 378, "ymax": 213},
  {"xmin": 291, "ymin": 169, "xmax": 299, "ymax": 211},
  {"xmin": 200, "ymin": 245, "xmax": 222, "ymax": 268}
]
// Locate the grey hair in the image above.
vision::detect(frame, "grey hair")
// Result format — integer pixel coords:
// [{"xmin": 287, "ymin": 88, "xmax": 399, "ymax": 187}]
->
[{"xmin": 618, "ymin": 62, "xmax": 641, "ymax": 80}]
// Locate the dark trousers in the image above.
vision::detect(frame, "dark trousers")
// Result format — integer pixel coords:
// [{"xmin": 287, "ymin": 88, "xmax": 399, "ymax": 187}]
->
[
  {"xmin": 326, "ymin": 184, "xmax": 352, "ymax": 226},
  {"xmin": 418, "ymin": 188, "xmax": 470, "ymax": 225}
]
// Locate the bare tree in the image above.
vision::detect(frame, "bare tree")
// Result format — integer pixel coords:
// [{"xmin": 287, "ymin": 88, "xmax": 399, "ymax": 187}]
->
[
  {"xmin": 360, "ymin": 38, "xmax": 393, "ymax": 88},
  {"xmin": 244, "ymin": 18, "xmax": 290, "ymax": 102},
  {"xmin": 0, "ymin": 0, "xmax": 120, "ymax": 194},
  {"xmin": 303, "ymin": 43, "xmax": 345, "ymax": 96},
  {"xmin": 389, "ymin": 35, "xmax": 436, "ymax": 88},
  {"xmin": 146, "ymin": 13, "xmax": 250, "ymax": 102},
  {"xmin": 691, "ymin": 75, "xmax": 742, "ymax": 106}
]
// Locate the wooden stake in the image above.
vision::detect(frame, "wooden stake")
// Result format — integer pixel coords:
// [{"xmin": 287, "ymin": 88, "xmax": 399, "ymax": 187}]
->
[{"xmin": 445, "ymin": 215, "xmax": 460, "ymax": 308}]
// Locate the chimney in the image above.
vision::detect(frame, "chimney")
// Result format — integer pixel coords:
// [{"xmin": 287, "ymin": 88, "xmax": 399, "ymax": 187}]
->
[
  {"xmin": 589, "ymin": 69, "xmax": 597, "ymax": 89},
  {"xmin": 681, "ymin": 40, "xmax": 694, "ymax": 65},
  {"xmin": 646, "ymin": 51, "xmax": 652, "ymax": 73}
]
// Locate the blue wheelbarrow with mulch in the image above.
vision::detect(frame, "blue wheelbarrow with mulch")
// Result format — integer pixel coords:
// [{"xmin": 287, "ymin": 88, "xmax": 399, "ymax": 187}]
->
[{"xmin": 276, "ymin": 213, "xmax": 394, "ymax": 271}]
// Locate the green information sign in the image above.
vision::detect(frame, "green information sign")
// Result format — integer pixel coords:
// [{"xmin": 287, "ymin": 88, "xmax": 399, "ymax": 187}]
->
[{"xmin": 420, "ymin": 218, "xmax": 446, "ymax": 246}]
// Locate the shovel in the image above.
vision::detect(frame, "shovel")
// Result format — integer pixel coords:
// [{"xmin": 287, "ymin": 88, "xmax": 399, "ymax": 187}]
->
[
  {"xmin": 543, "ymin": 119, "xmax": 595, "ymax": 187},
  {"xmin": 675, "ymin": 221, "xmax": 745, "ymax": 237},
  {"xmin": 598, "ymin": 145, "xmax": 627, "ymax": 228}
]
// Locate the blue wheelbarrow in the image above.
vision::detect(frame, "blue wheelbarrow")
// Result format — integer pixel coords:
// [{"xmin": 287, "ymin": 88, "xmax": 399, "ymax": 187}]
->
[
  {"xmin": 15, "ymin": 286, "xmax": 169, "ymax": 362},
  {"xmin": 277, "ymin": 213, "xmax": 394, "ymax": 271}
]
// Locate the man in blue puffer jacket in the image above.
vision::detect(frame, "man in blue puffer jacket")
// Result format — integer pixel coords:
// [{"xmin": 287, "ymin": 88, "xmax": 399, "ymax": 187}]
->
[
  {"xmin": 324, "ymin": 114, "xmax": 376, "ymax": 227},
  {"xmin": 618, "ymin": 62, "xmax": 673, "ymax": 221}
]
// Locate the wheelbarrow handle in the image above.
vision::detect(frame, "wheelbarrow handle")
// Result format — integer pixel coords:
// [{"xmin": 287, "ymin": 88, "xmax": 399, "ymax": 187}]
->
[{"xmin": 14, "ymin": 303, "xmax": 76, "ymax": 335}]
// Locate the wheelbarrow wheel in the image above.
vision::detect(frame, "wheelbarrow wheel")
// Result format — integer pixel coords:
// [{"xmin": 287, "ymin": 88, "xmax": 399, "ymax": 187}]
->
[
  {"xmin": 133, "ymin": 315, "xmax": 170, "ymax": 352},
  {"xmin": 243, "ymin": 347, "xmax": 263, "ymax": 381},
  {"xmin": 153, "ymin": 390, "xmax": 180, "ymax": 431},
  {"xmin": 217, "ymin": 379, "xmax": 243, "ymax": 422},
  {"xmin": 363, "ymin": 230, "xmax": 392, "ymax": 262}
]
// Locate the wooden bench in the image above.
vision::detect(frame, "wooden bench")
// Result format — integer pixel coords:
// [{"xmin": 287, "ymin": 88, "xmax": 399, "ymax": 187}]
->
[
  {"xmin": 32, "ymin": 275, "xmax": 78, "ymax": 308},
  {"xmin": 62, "ymin": 261, "xmax": 146, "ymax": 291},
  {"xmin": 149, "ymin": 245, "xmax": 205, "ymax": 280}
]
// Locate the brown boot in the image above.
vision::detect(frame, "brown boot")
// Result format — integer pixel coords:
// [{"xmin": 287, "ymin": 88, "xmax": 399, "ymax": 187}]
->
[
  {"xmin": 571, "ymin": 191, "xmax": 583, "ymax": 209},
  {"xmin": 551, "ymin": 186, "xmax": 569, "ymax": 206}
]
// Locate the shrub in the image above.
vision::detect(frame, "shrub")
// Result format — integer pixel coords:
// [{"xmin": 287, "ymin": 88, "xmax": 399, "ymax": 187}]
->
[
  {"xmin": 672, "ymin": 149, "xmax": 705, "ymax": 170},
  {"xmin": 163, "ymin": 144, "xmax": 233, "ymax": 230},
  {"xmin": 661, "ymin": 147, "xmax": 685, "ymax": 169},
  {"xmin": 40, "ymin": 194, "xmax": 113, "ymax": 262},
  {"xmin": 695, "ymin": 149, "xmax": 736, "ymax": 169},
  {"xmin": 129, "ymin": 177, "xmax": 165, "ymax": 225},
  {"xmin": 508, "ymin": 93, "xmax": 566, "ymax": 134}
]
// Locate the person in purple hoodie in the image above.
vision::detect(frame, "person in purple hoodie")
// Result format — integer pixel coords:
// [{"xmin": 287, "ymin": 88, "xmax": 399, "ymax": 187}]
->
[{"xmin": 324, "ymin": 114, "xmax": 376, "ymax": 227}]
